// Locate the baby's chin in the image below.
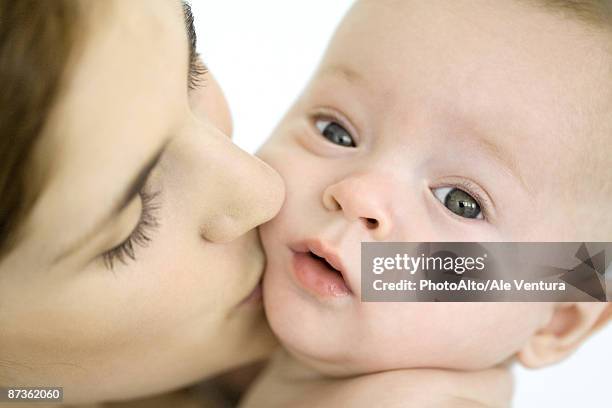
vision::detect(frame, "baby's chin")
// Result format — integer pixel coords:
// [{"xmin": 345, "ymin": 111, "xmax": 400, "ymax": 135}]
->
[{"xmin": 263, "ymin": 275, "xmax": 550, "ymax": 377}]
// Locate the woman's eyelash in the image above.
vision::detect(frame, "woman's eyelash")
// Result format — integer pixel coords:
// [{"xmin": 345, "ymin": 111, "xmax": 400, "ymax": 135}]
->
[
  {"xmin": 189, "ymin": 53, "xmax": 208, "ymax": 90},
  {"xmin": 102, "ymin": 189, "xmax": 161, "ymax": 270}
]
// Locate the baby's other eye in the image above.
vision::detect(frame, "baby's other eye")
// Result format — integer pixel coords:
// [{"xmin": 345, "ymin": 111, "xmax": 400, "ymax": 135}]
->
[
  {"xmin": 432, "ymin": 187, "xmax": 483, "ymax": 220},
  {"xmin": 315, "ymin": 119, "xmax": 356, "ymax": 148}
]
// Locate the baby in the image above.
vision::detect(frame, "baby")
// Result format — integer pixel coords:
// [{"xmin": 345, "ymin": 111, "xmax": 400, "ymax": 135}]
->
[{"xmin": 246, "ymin": 0, "xmax": 612, "ymax": 406}]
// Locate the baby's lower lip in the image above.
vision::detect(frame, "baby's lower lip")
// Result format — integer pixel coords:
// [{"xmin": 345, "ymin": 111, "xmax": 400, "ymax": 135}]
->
[{"xmin": 291, "ymin": 251, "xmax": 351, "ymax": 298}]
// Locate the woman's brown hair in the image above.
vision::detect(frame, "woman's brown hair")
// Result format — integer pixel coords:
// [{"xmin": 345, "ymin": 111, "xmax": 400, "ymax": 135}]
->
[{"xmin": 0, "ymin": 1, "xmax": 80, "ymax": 255}]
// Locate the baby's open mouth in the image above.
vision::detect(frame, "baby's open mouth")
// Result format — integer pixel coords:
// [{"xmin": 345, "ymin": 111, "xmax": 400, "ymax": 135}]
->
[
  {"xmin": 309, "ymin": 251, "xmax": 342, "ymax": 275},
  {"xmin": 290, "ymin": 239, "xmax": 352, "ymax": 298}
]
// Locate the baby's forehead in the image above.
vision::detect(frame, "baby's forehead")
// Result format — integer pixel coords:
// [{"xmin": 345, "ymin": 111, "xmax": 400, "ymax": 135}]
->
[
  {"xmin": 319, "ymin": 0, "xmax": 612, "ymax": 185},
  {"xmin": 336, "ymin": 0, "xmax": 612, "ymax": 97}
]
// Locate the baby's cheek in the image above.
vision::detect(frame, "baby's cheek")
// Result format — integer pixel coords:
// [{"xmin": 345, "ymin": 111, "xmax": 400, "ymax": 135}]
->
[{"xmin": 359, "ymin": 303, "xmax": 549, "ymax": 371}]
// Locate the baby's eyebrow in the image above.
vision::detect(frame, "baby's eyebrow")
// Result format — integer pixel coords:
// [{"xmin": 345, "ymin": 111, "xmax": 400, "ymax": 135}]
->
[
  {"xmin": 469, "ymin": 132, "xmax": 530, "ymax": 193},
  {"xmin": 317, "ymin": 64, "xmax": 530, "ymax": 194},
  {"xmin": 319, "ymin": 65, "xmax": 366, "ymax": 86}
]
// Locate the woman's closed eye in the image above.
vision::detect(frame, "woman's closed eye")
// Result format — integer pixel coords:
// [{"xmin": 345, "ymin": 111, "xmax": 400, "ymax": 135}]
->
[
  {"xmin": 101, "ymin": 188, "xmax": 161, "ymax": 269},
  {"xmin": 315, "ymin": 118, "xmax": 356, "ymax": 148}
]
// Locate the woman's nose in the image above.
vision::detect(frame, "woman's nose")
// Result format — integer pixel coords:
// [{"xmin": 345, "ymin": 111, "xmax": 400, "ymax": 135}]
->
[
  {"xmin": 322, "ymin": 174, "xmax": 393, "ymax": 240},
  {"xmin": 187, "ymin": 121, "xmax": 285, "ymax": 243}
]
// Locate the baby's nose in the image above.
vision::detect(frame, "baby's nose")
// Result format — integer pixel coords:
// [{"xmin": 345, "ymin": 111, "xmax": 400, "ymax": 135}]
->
[{"xmin": 322, "ymin": 174, "xmax": 393, "ymax": 240}]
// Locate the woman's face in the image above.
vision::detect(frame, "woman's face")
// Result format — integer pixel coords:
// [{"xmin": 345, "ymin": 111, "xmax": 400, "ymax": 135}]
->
[{"xmin": 0, "ymin": 0, "xmax": 284, "ymax": 403}]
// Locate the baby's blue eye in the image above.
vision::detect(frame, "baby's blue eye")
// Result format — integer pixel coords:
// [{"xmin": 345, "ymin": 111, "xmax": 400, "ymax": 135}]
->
[
  {"xmin": 315, "ymin": 119, "xmax": 356, "ymax": 148},
  {"xmin": 432, "ymin": 187, "xmax": 483, "ymax": 220}
]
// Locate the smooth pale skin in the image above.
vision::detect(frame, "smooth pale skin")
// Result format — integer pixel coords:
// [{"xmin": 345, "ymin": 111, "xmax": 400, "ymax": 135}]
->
[
  {"xmin": 241, "ymin": 350, "xmax": 514, "ymax": 408},
  {"xmin": 258, "ymin": 0, "xmax": 611, "ymax": 390},
  {"xmin": 0, "ymin": 0, "xmax": 284, "ymax": 405}
]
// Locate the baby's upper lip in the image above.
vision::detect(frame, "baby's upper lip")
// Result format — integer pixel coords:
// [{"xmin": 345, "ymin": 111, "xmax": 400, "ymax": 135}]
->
[{"xmin": 290, "ymin": 238, "xmax": 353, "ymax": 293}]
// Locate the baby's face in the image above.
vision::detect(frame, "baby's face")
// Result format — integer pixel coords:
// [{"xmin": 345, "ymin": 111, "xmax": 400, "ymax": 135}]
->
[{"xmin": 258, "ymin": 0, "xmax": 612, "ymax": 375}]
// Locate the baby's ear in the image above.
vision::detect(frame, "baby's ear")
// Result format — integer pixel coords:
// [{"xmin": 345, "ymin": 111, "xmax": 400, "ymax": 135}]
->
[{"xmin": 517, "ymin": 302, "xmax": 612, "ymax": 368}]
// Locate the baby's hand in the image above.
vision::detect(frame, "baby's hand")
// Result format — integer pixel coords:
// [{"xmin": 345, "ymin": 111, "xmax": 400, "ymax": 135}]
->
[{"xmin": 240, "ymin": 350, "xmax": 512, "ymax": 408}]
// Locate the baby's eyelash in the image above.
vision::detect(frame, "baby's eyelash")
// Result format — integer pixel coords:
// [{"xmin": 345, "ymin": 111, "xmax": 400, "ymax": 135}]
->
[
  {"xmin": 310, "ymin": 108, "xmax": 360, "ymax": 145},
  {"xmin": 445, "ymin": 179, "xmax": 491, "ymax": 221},
  {"xmin": 431, "ymin": 179, "xmax": 492, "ymax": 222},
  {"xmin": 102, "ymin": 189, "xmax": 161, "ymax": 270}
]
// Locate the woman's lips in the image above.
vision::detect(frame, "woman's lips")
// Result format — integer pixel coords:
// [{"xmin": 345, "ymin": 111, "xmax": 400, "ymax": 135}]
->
[{"xmin": 291, "ymin": 251, "xmax": 351, "ymax": 298}]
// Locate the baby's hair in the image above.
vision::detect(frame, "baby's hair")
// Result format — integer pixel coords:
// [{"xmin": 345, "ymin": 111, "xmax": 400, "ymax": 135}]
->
[{"xmin": 525, "ymin": 0, "xmax": 612, "ymax": 28}]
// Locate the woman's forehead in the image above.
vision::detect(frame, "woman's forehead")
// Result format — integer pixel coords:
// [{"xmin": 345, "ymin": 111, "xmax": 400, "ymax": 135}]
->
[
  {"xmin": 22, "ymin": 0, "xmax": 190, "ymax": 255},
  {"xmin": 44, "ymin": 0, "xmax": 188, "ymax": 168}
]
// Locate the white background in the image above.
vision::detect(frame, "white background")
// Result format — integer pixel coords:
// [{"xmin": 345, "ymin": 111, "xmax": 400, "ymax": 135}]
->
[{"xmin": 192, "ymin": 1, "xmax": 611, "ymax": 406}]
